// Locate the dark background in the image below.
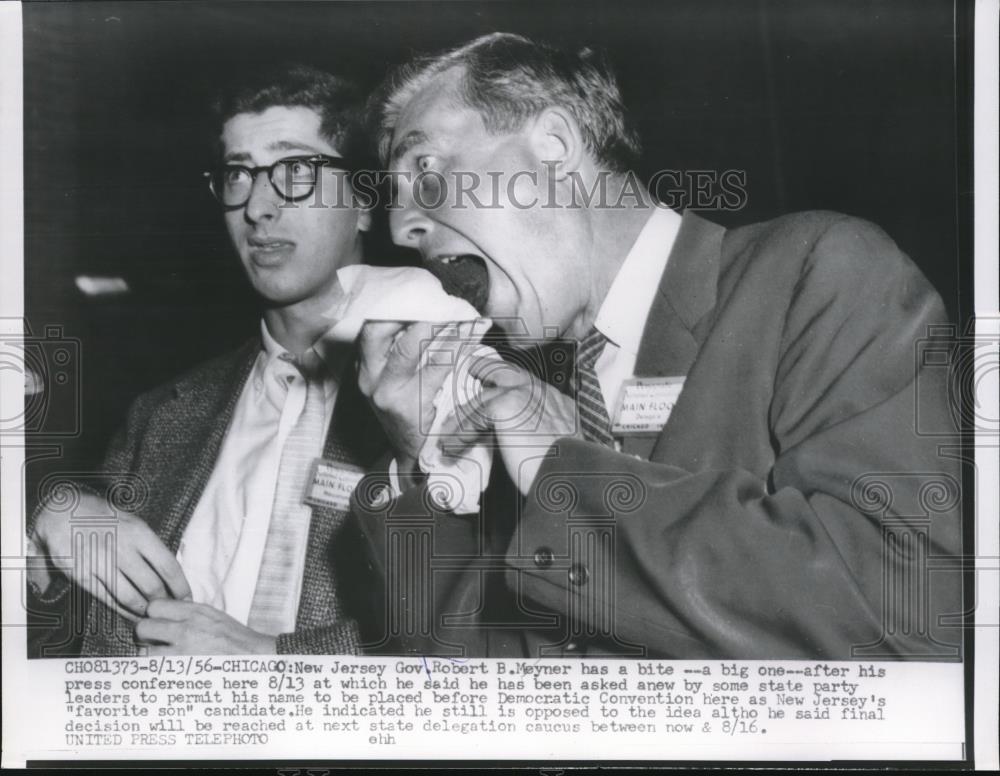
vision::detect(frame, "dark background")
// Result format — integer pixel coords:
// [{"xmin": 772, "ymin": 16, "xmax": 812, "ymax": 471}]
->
[{"xmin": 22, "ymin": 0, "xmax": 972, "ymax": 505}]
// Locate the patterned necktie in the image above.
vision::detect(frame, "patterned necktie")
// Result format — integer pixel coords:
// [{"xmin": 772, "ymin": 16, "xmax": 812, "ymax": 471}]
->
[
  {"xmin": 576, "ymin": 326, "xmax": 616, "ymax": 447},
  {"xmin": 247, "ymin": 361, "xmax": 326, "ymax": 636}
]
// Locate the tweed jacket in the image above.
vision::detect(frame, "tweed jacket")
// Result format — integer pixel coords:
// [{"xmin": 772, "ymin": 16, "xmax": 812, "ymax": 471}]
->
[
  {"xmin": 352, "ymin": 209, "xmax": 964, "ymax": 660},
  {"xmin": 28, "ymin": 336, "xmax": 386, "ymax": 656}
]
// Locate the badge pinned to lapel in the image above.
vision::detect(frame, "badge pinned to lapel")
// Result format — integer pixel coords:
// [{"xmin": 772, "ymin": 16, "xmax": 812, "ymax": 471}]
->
[
  {"xmin": 304, "ymin": 459, "xmax": 365, "ymax": 511},
  {"xmin": 611, "ymin": 376, "xmax": 686, "ymax": 436}
]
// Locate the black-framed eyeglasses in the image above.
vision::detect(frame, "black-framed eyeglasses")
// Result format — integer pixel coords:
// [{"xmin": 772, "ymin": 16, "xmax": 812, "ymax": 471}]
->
[{"xmin": 203, "ymin": 154, "xmax": 351, "ymax": 208}]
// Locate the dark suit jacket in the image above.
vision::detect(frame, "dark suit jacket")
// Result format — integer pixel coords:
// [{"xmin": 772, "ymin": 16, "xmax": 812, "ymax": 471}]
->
[
  {"xmin": 28, "ymin": 336, "xmax": 386, "ymax": 656},
  {"xmin": 352, "ymin": 209, "xmax": 964, "ymax": 660}
]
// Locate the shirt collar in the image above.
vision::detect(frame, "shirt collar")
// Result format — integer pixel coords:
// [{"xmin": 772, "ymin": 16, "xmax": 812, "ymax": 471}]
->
[
  {"xmin": 254, "ymin": 320, "xmax": 340, "ymax": 406},
  {"xmin": 593, "ymin": 206, "xmax": 683, "ymax": 356},
  {"xmin": 259, "ymin": 318, "xmax": 290, "ymax": 366}
]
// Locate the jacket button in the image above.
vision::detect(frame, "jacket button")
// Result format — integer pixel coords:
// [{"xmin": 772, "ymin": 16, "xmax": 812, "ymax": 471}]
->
[
  {"xmin": 533, "ymin": 547, "xmax": 554, "ymax": 568},
  {"xmin": 568, "ymin": 564, "xmax": 589, "ymax": 586}
]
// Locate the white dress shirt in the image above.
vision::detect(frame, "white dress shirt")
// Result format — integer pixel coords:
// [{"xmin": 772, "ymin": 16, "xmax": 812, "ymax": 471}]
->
[
  {"xmin": 176, "ymin": 321, "xmax": 339, "ymax": 627},
  {"xmin": 592, "ymin": 206, "xmax": 682, "ymax": 420}
]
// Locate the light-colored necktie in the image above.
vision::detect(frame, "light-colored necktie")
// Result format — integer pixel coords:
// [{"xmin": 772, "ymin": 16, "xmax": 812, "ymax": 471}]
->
[
  {"xmin": 247, "ymin": 361, "xmax": 326, "ymax": 636},
  {"xmin": 576, "ymin": 326, "xmax": 616, "ymax": 447}
]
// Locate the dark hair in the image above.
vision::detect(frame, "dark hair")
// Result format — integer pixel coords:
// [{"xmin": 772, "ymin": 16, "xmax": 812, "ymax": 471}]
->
[
  {"xmin": 211, "ymin": 64, "xmax": 369, "ymax": 164},
  {"xmin": 375, "ymin": 32, "xmax": 642, "ymax": 173}
]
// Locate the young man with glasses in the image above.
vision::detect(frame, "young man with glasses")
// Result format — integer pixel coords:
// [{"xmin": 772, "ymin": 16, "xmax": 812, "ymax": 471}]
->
[{"xmin": 27, "ymin": 65, "xmax": 384, "ymax": 656}]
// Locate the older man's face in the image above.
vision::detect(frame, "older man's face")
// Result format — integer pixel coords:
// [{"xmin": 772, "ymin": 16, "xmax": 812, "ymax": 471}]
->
[{"xmin": 387, "ymin": 71, "xmax": 592, "ymax": 344}]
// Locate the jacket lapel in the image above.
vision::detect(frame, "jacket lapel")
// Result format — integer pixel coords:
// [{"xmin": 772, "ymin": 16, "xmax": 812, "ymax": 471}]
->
[
  {"xmin": 623, "ymin": 210, "xmax": 723, "ymax": 458},
  {"xmin": 296, "ymin": 354, "xmax": 387, "ymax": 631},
  {"xmin": 158, "ymin": 337, "xmax": 260, "ymax": 552}
]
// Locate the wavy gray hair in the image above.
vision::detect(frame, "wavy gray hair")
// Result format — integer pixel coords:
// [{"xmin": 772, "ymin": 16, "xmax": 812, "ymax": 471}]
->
[{"xmin": 374, "ymin": 32, "xmax": 642, "ymax": 173}]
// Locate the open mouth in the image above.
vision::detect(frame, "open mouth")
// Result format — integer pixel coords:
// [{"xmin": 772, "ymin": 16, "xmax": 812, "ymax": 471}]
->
[{"xmin": 424, "ymin": 253, "xmax": 490, "ymax": 314}]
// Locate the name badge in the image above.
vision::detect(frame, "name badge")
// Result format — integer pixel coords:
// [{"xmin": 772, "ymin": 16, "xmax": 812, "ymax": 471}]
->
[
  {"xmin": 304, "ymin": 459, "xmax": 365, "ymax": 511},
  {"xmin": 611, "ymin": 377, "xmax": 686, "ymax": 436}
]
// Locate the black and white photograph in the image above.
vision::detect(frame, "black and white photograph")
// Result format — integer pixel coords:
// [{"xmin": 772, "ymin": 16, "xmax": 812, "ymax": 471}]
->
[{"xmin": 1, "ymin": 0, "xmax": 997, "ymax": 768}]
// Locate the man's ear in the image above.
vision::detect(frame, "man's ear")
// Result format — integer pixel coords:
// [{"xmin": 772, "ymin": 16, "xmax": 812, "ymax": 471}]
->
[{"xmin": 528, "ymin": 107, "xmax": 584, "ymax": 181}]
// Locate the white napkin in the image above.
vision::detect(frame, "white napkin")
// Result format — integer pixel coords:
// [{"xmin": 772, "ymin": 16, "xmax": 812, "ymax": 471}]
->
[
  {"xmin": 323, "ymin": 264, "xmax": 483, "ymax": 340},
  {"xmin": 416, "ymin": 323, "xmax": 498, "ymax": 513},
  {"xmin": 322, "ymin": 265, "xmax": 495, "ymax": 512}
]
